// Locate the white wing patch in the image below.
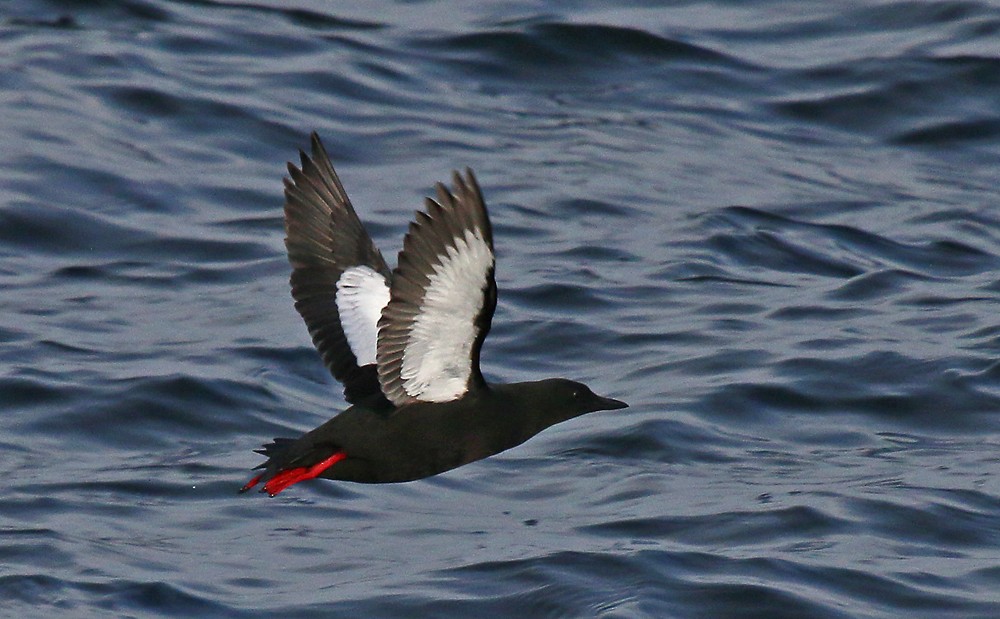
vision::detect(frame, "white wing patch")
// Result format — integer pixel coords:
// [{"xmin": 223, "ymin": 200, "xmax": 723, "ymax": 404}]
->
[
  {"xmin": 400, "ymin": 229, "xmax": 493, "ymax": 402},
  {"xmin": 336, "ymin": 265, "xmax": 390, "ymax": 365}
]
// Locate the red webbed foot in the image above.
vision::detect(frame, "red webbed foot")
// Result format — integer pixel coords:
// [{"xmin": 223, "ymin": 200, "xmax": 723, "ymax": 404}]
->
[
  {"xmin": 239, "ymin": 472, "xmax": 265, "ymax": 494},
  {"xmin": 241, "ymin": 452, "xmax": 347, "ymax": 497}
]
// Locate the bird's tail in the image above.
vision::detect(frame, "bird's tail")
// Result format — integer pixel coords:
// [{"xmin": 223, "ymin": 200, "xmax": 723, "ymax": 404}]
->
[{"xmin": 239, "ymin": 438, "xmax": 346, "ymax": 497}]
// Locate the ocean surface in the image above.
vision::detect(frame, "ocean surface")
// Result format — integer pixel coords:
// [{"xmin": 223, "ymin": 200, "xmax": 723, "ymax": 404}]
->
[{"xmin": 2, "ymin": 1, "xmax": 999, "ymax": 617}]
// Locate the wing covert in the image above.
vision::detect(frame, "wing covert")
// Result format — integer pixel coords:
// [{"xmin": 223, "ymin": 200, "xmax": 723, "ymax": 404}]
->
[{"xmin": 376, "ymin": 169, "xmax": 496, "ymax": 406}]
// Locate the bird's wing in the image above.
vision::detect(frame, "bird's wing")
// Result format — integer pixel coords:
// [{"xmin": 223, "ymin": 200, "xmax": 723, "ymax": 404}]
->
[
  {"xmin": 376, "ymin": 170, "xmax": 496, "ymax": 406},
  {"xmin": 283, "ymin": 133, "xmax": 391, "ymax": 404}
]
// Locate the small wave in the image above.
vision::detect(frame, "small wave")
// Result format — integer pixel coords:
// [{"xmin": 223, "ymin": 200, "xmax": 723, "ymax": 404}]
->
[{"xmin": 701, "ymin": 206, "xmax": 998, "ymax": 279}]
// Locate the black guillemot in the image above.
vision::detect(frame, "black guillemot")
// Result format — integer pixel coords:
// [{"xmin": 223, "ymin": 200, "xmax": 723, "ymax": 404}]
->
[{"xmin": 241, "ymin": 133, "xmax": 627, "ymax": 496}]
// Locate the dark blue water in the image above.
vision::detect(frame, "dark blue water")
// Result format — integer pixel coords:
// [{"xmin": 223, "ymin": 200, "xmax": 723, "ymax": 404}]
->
[{"xmin": 3, "ymin": 1, "xmax": 999, "ymax": 617}]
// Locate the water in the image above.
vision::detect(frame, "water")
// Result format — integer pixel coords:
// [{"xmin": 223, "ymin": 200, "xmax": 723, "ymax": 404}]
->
[{"xmin": 2, "ymin": 0, "xmax": 999, "ymax": 617}]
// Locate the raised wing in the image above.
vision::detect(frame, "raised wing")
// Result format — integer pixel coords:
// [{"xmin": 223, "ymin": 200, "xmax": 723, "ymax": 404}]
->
[
  {"xmin": 376, "ymin": 170, "xmax": 496, "ymax": 406},
  {"xmin": 283, "ymin": 133, "xmax": 391, "ymax": 404}
]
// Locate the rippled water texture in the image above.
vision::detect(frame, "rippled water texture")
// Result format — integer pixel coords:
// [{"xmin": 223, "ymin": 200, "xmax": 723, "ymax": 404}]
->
[{"xmin": 3, "ymin": 1, "xmax": 1000, "ymax": 617}]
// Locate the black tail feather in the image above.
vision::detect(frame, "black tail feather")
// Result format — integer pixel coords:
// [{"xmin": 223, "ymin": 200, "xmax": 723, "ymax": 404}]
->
[{"xmin": 255, "ymin": 437, "xmax": 297, "ymax": 458}]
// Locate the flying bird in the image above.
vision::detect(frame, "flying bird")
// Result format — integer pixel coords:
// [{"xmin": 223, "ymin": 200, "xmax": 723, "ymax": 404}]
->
[{"xmin": 241, "ymin": 133, "xmax": 627, "ymax": 496}]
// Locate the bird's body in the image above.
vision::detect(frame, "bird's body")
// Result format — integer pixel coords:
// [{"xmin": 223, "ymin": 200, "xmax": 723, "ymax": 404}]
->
[{"xmin": 242, "ymin": 133, "xmax": 626, "ymax": 496}]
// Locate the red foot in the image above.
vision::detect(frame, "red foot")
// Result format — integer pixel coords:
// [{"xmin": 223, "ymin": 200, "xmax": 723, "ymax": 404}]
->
[
  {"xmin": 239, "ymin": 472, "xmax": 265, "ymax": 494},
  {"xmin": 260, "ymin": 452, "xmax": 348, "ymax": 497}
]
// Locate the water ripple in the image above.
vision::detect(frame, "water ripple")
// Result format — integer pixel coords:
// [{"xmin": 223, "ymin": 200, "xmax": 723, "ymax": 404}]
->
[{"xmin": 3, "ymin": 1, "xmax": 1000, "ymax": 617}]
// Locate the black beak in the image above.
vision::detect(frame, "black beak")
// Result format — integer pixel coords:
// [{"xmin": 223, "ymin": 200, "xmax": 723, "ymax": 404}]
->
[{"xmin": 595, "ymin": 395, "xmax": 628, "ymax": 411}]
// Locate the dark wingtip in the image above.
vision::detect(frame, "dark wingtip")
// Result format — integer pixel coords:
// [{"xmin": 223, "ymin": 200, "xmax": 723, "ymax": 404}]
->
[{"xmin": 310, "ymin": 131, "xmax": 325, "ymax": 158}]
